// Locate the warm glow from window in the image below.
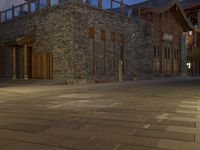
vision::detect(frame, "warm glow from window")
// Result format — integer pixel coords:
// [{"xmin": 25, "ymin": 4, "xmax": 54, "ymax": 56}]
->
[
  {"xmin": 187, "ymin": 62, "xmax": 191, "ymax": 69},
  {"xmin": 188, "ymin": 31, "xmax": 193, "ymax": 36}
]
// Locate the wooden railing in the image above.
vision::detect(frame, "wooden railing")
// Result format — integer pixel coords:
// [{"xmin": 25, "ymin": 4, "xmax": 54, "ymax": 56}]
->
[
  {"xmin": 0, "ymin": 0, "xmax": 67, "ymax": 23},
  {"xmin": 0, "ymin": 0, "xmax": 134, "ymax": 23}
]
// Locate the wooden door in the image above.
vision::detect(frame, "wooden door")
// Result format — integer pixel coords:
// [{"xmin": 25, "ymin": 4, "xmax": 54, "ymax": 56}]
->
[{"xmin": 32, "ymin": 52, "xmax": 53, "ymax": 80}]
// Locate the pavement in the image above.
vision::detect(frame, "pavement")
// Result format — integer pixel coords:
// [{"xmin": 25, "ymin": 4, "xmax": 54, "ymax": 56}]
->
[{"xmin": 0, "ymin": 78, "xmax": 200, "ymax": 150}]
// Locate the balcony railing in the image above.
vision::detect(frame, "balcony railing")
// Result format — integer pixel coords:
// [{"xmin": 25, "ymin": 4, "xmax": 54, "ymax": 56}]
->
[{"xmin": 0, "ymin": 0, "xmax": 134, "ymax": 23}]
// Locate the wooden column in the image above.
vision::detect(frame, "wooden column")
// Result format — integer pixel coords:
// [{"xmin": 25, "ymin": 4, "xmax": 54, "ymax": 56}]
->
[
  {"xmin": 47, "ymin": 0, "xmax": 51, "ymax": 7},
  {"xmin": 20, "ymin": 5, "xmax": 23, "ymax": 15},
  {"xmin": 12, "ymin": 5, "xmax": 15, "ymax": 18},
  {"xmin": 98, "ymin": 0, "xmax": 102, "ymax": 9},
  {"xmin": 120, "ymin": 0, "xmax": 124, "ymax": 16},
  {"xmin": 12, "ymin": 47, "xmax": 17, "ymax": 79},
  {"xmin": 197, "ymin": 10, "xmax": 200, "ymax": 28},
  {"xmin": 0, "ymin": 11, "xmax": 1, "ymax": 23},
  {"xmin": 28, "ymin": 0, "xmax": 31, "ymax": 15},
  {"xmin": 24, "ymin": 44, "xmax": 28, "ymax": 80}
]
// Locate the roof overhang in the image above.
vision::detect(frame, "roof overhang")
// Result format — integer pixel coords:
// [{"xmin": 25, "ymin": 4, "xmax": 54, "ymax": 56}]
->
[
  {"xmin": 139, "ymin": 0, "xmax": 193, "ymax": 32},
  {"xmin": 3, "ymin": 34, "xmax": 35, "ymax": 47}
]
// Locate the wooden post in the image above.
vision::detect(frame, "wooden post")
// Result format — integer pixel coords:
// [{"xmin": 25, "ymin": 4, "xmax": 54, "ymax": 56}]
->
[
  {"xmin": 0, "ymin": 11, "xmax": 1, "ymax": 23},
  {"xmin": 59, "ymin": 0, "xmax": 62, "ymax": 4},
  {"xmin": 198, "ymin": 11, "xmax": 200, "ymax": 28},
  {"xmin": 98, "ymin": 0, "xmax": 102, "ymax": 9},
  {"xmin": 20, "ymin": 5, "xmax": 23, "ymax": 15},
  {"xmin": 5, "ymin": 11, "xmax": 7, "ymax": 21},
  {"xmin": 110, "ymin": 0, "xmax": 113, "ymax": 10},
  {"xmin": 12, "ymin": 5, "xmax": 15, "ymax": 18},
  {"xmin": 24, "ymin": 44, "xmax": 28, "ymax": 80},
  {"xmin": 28, "ymin": 0, "xmax": 31, "ymax": 14},
  {"xmin": 12, "ymin": 47, "xmax": 17, "ymax": 79},
  {"xmin": 120, "ymin": 0, "xmax": 124, "ymax": 16},
  {"xmin": 47, "ymin": 0, "xmax": 51, "ymax": 7}
]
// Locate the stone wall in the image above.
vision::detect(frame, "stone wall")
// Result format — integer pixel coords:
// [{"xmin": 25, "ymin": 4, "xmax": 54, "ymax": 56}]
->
[
  {"xmin": 0, "ymin": 1, "xmax": 153, "ymax": 83},
  {"xmin": 72, "ymin": 2, "xmax": 153, "ymax": 81},
  {"xmin": 0, "ymin": 3, "xmax": 74, "ymax": 82}
]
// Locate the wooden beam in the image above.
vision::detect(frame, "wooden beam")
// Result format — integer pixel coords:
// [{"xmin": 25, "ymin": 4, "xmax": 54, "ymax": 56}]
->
[
  {"xmin": 12, "ymin": 47, "xmax": 17, "ymax": 79},
  {"xmin": 198, "ymin": 11, "xmax": 200, "ymax": 28},
  {"xmin": 47, "ymin": 0, "xmax": 51, "ymax": 7},
  {"xmin": 120, "ymin": 0, "xmax": 124, "ymax": 16},
  {"xmin": 24, "ymin": 44, "xmax": 29, "ymax": 80},
  {"xmin": 20, "ymin": 5, "xmax": 23, "ymax": 16},
  {"xmin": 98, "ymin": 0, "xmax": 102, "ymax": 9},
  {"xmin": 0, "ymin": 10, "xmax": 1, "ymax": 23},
  {"xmin": 28, "ymin": 0, "xmax": 31, "ymax": 15},
  {"xmin": 12, "ymin": 5, "xmax": 15, "ymax": 18}
]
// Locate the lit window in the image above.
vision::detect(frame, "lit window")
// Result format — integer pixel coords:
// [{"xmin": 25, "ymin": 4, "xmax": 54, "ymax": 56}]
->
[
  {"xmin": 187, "ymin": 62, "xmax": 191, "ymax": 69},
  {"xmin": 188, "ymin": 31, "xmax": 193, "ymax": 36}
]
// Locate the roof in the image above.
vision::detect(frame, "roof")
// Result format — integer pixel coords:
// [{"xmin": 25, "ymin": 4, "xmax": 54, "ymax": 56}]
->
[
  {"xmin": 130, "ymin": 0, "xmax": 193, "ymax": 31},
  {"xmin": 180, "ymin": 0, "xmax": 200, "ymax": 7},
  {"xmin": 131, "ymin": 0, "xmax": 173, "ymax": 10}
]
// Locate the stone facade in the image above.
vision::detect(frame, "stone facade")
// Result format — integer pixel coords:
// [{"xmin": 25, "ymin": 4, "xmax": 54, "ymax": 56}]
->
[{"xmin": 0, "ymin": 1, "xmax": 153, "ymax": 83}]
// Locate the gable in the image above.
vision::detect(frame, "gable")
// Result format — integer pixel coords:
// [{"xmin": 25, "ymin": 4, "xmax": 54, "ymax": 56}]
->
[{"xmin": 132, "ymin": 0, "xmax": 193, "ymax": 32}]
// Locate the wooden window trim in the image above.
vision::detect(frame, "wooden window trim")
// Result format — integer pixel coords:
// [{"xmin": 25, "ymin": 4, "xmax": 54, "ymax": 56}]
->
[{"xmin": 89, "ymin": 27, "xmax": 95, "ymax": 39}]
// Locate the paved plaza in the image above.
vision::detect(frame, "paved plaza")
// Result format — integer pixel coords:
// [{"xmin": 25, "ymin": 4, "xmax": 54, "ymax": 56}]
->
[{"xmin": 0, "ymin": 78, "xmax": 200, "ymax": 150}]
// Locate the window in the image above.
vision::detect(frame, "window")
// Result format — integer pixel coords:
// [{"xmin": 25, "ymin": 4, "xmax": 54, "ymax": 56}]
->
[
  {"xmin": 157, "ymin": 46, "xmax": 160, "ymax": 58},
  {"xmin": 120, "ymin": 34, "xmax": 125, "ymax": 61},
  {"xmin": 168, "ymin": 47, "xmax": 170, "ymax": 59},
  {"xmin": 110, "ymin": 32, "xmax": 116, "ymax": 75},
  {"xmin": 100, "ymin": 30, "xmax": 106, "ymax": 75},
  {"xmin": 177, "ymin": 49, "xmax": 179, "ymax": 60},
  {"xmin": 88, "ymin": 27, "xmax": 95, "ymax": 75},
  {"xmin": 165, "ymin": 47, "xmax": 167, "ymax": 59},
  {"xmin": 154, "ymin": 46, "xmax": 157, "ymax": 58}
]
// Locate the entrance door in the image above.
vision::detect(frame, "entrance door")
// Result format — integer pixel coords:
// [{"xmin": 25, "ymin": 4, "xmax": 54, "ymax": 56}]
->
[
  {"xmin": 163, "ymin": 42, "xmax": 173, "ymax": 75},
  {"xmin": 32, "ymin": 52, "xmax": 53, "ymax": 80}
]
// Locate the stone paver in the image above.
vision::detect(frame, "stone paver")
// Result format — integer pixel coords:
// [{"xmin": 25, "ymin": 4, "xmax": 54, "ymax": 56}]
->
[{"xmin": 0, "ymin": 78, "xmax": 200, "ymax": 149}]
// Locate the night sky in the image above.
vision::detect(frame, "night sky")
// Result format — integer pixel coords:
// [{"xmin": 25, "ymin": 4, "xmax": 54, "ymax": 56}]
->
[{"xmin": 92, "ymin": 0, "xmax": 146, "ymax": 8}]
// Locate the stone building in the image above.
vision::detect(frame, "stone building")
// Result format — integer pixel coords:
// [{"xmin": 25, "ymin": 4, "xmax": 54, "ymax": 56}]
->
[
  {"xmin": 0, "ymin": 0, "xmax": 193, "ymax": 84},
  {"xmin": 130, "ymin": 0, "xmax": 193, "ymax": 76},
  {"xmin": 180, "ymin": 0, "xmax": 200, "ymax": 76},
  {"xmin": 0, "ymin": 0, "xmax": 153, "ymax": 84}
]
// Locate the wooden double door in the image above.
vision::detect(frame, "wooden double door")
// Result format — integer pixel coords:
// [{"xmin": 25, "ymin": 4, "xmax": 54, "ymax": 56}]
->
[{"xmin": 0, "ymin": 46, "xmax": 53, "ymax": 80}]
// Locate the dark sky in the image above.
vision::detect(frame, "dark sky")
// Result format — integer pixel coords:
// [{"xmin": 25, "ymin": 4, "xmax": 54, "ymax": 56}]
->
[{"xmin": 92, "ymin": 0, "xmax": 145, "ymax": 8}]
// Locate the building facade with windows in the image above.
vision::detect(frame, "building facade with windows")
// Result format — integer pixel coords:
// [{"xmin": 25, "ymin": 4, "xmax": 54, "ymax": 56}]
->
[
  {"xmin": 0, "ymin": 0, "xmax": 193, "ymax": 84},
  {"xmin": 131, "ymin": 0, "xmax": 193, "ymax": 76},
  {"xmin": 0, "ymin": 0, "xmax": 153, "ymax": 84}
]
